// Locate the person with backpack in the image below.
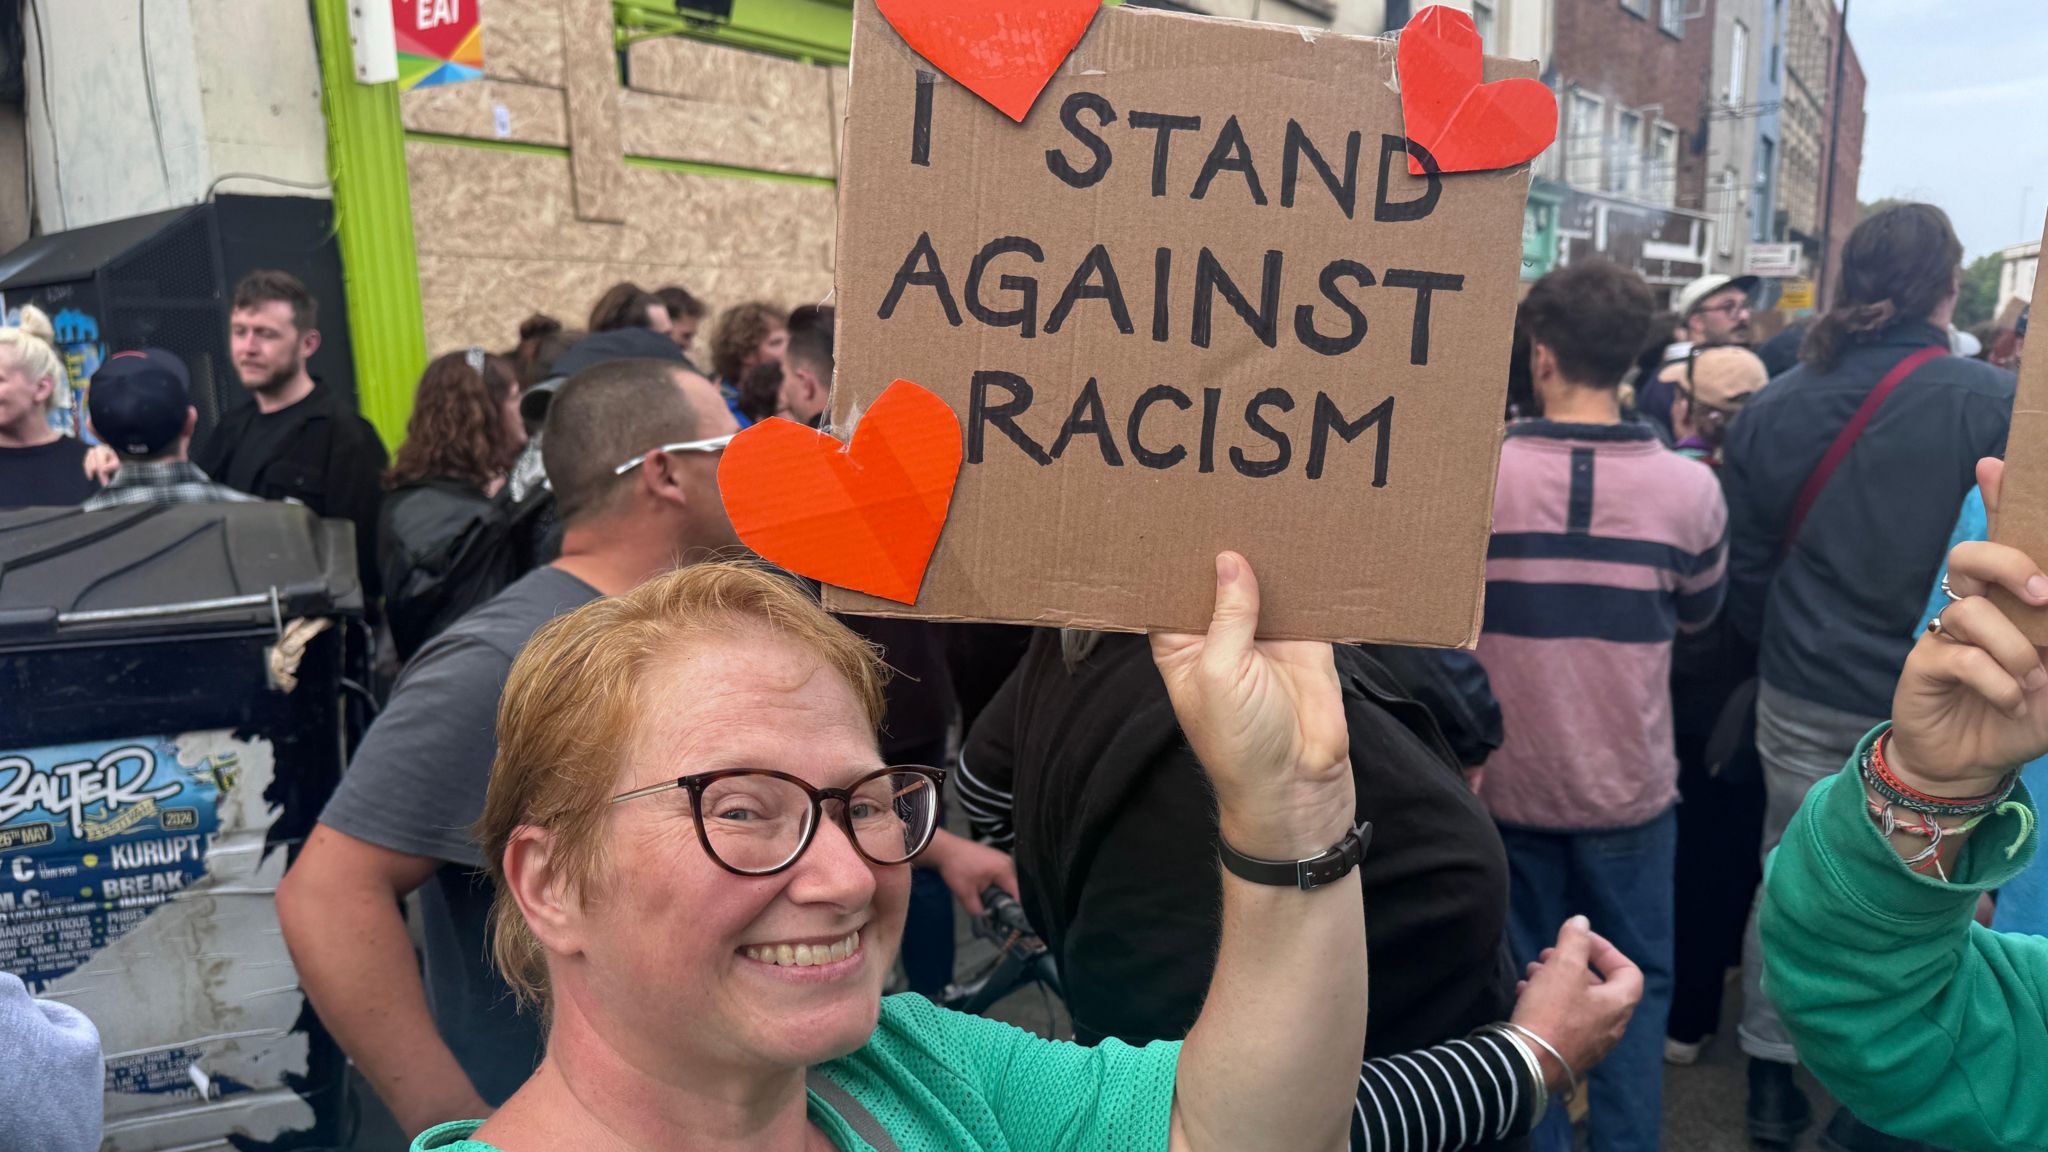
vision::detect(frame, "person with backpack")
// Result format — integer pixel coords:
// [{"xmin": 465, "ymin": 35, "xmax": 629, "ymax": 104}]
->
[
  {"xmin": 379, "ymin": 349, "xmax": 538, "ymax": 662},
  {"xmin": 1720, "ymin": 202, "xmax": 2016, "ymax": 1152}
]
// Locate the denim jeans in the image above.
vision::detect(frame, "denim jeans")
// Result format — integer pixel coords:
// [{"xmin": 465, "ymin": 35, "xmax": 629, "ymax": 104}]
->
[
  {"xmin": 1499, "ymin": 808, "xmax": 1677, "ymax": 1152},
  {"xmin": 1738, "ymin": 682, "xmax": 1883, "ymax": 1063}
]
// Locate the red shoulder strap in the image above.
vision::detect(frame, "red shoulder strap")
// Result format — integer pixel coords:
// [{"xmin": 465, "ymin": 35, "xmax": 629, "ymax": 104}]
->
[{"xmin": 1783, "ymin": 344, "xmax": 1947, "ymax": 554}]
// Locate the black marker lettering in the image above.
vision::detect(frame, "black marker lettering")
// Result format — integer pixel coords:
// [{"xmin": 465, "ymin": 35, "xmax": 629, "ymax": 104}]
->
[
  {"xmin": 1045, "ymin": 244, "xmax": 1133, "ymax": 336},
  {"xmin": 1127, "ymin": 384, "xmax": 1192, "ymax": 469},
  {"xmin": 1199, "ymin": 387, "xmax": 1221, "ymax": 473},
  {"xmin": 1045, "ymin": 91, "xmax": 1117, "ymax": 188},
  {"xmin": 1374, "ymin": 135, "xmax": 1443, "ymax": 224},
  {"xmin": 1293, "ymin": 259, "xmax": 1374, "ymax": 357},
  {"xmin": 878, "ymin": 232, "xmax": 963, "ymax": 326},
  {"xmin": 1191, "ymin": 115, "xmax": 1268, "ymax": 205},
  {"xmin": 1382, "ymin": 269, "xmax": 1466, "ymax": 366},
  {"xmin": 1048, "ymin": 377, "xmax": 1125, "ymax": 467},
  {"xmin": 966, "ymin": 237, "xmax": 1045, "ymax": 338},
  {"xmin": 1230, "ymin": 388, "xmax": 1295, "ymax": 478},
  {"xmin": 911, "ymin": 71, "xmax": 936, "ymax": 167},
  {"xmin": 1281, "ymin": 120, "xmax": 1361, "ymax": 219},
  {"xmin": 1192, "ymin": 248, "xmax": 1283, "ymax": 349},
  {"xmin": 1307, "ymin": 394, "xmax": 1393, "ymax": 485},
  {"xmin": 968, "ymin": 371, "xmax": 1051, "ymax": 465},
  {"xmin": 1128, "ymin": 112, "xmax": 1202, "ymax": 198},
  {"xmin": 1151, "ymin": 247, "xmax": 1173, "ymax": 343}
]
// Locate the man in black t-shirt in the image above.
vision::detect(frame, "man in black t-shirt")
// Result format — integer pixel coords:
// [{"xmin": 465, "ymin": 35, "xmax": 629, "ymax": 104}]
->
[{"xmin": 192, "ymin": 270, "xmax": 386, "ymax": 599}]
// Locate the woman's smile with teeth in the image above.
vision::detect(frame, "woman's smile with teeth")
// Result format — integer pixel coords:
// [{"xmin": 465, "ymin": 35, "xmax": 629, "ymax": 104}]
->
[{"xmin": 743, "ymin": 930, "xmax": 860, "ymax": 967}]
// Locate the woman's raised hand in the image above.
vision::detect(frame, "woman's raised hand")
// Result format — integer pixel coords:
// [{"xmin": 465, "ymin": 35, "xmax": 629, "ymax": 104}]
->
[{"xmin": 1150, "ymin": 552, "xmax": 1354, "ymax": 860}]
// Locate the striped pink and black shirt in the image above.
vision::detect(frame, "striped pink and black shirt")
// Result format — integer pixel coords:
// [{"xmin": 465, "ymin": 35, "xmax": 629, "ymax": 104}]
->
[{"xmin": 1475, "ymin": 420, "xmax": 1728, "ymax": 831}]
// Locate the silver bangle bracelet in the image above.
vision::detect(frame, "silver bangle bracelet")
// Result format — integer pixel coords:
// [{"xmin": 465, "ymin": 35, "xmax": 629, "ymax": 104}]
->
[
  {"xmin": 1484, "ymin": 1024, "xmax": 1549, "ymax": 1126},
  {"xmin": 1503, "ymin": 1021, "xmax": 1580, "ymax": 1104}
]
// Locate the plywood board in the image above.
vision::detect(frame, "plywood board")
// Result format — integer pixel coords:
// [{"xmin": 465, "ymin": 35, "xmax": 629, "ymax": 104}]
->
[
  {"xmin": 406, "ymin": 141, "xmax": 834, "ymax": 269},
  {"xmin": 628, "ymin": 35, "xmax": 834, "ymax": 119},
  {"xmin": 479, "ymin": 0, "xmax": 565, "ymax": 87},
  {"xmin": 402, "ymin": 79, "xmax": 569, "ymax": 147},
  {"xmin": 617, "ymin": 90, "xmax": 835, "ymax": 178},
  {"xmin": 557, "ymin": 0, "xmax": 625, "ymax": 222}
]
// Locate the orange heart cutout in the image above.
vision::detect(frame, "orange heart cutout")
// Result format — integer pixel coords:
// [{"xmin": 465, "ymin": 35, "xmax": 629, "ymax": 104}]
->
[
  {"xmin": 1397, "ymin": 5, "xmax": 1558, "ymax": 175},
  {"xmin": 719, "ymin": 379, "xmax": 962, "ymax": 605},
  {"xmin": 874, "ymin": 0, "xmax": 1101, "ymax": 123}
]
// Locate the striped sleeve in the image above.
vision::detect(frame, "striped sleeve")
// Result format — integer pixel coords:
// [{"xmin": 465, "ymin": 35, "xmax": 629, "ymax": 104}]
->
[
  {"xmin": 1349, "ymin": 1031, "xmax": 1540, "ymax": 1151},
  {"xmin": 954, "ymin": 748, "xmax": 1014, "ymax": 848}
]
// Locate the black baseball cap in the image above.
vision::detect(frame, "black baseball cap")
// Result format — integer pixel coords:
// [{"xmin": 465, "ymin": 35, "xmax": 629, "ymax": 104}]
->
[{"xmin": 90, "ymin": 349, "xmax": 191, "ymax": 457}]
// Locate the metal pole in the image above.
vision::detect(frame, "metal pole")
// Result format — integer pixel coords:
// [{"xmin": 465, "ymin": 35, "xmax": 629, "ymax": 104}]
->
[{"xmin": 1816, "ymin": 0, "xmax": 1850, "ymax": 305}]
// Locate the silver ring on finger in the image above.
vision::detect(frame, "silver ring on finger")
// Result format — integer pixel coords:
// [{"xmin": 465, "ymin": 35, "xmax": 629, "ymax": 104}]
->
[
  {"xmin": 1941, "ymin": 574, "xmax": 1962, "ymax": 602},
  {"xmin": 1927, "ymin": 604, "xmax": 1956, "ymax": 639}
]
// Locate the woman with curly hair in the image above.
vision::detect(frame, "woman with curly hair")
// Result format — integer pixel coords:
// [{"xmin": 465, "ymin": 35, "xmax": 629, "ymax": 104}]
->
[
  {"xmin": 707, "ymin": 301, "xmax": 787, "ymax": 427},
  {"xmin": 379, "ymin": 349, "xmax": 532, "ymax": 660}
]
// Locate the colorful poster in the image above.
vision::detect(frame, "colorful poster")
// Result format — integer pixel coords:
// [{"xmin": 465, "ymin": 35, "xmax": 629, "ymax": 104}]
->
[
  {"xmin": 0, "ymin": 734, "xmax": 230, "ymax": 989},
  {"xmin": 1, "ymin": 731, "xmax": 316, "ymax": 1147},
  {"xmin": 394, "ymin": 0, "xmax": 484, "ymax": 91}
]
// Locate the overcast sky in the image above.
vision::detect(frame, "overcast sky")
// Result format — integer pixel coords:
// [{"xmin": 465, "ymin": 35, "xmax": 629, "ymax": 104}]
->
[{"xmin": 1852, "ymin": 0, "xmax": 2048, "ymax": 260}]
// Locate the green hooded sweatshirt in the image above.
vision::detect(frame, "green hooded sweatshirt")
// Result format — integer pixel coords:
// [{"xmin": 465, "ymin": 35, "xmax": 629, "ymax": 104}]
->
[{"xmin": 1762, "ymin": 726, "xmax": 2046, "ymax": 1152}]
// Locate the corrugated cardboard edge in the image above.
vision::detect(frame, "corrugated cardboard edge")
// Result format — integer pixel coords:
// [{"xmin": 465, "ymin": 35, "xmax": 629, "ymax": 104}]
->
[{"xmin": 1990, "ymin": 214, "xmax": 2048, "ymax": 642}]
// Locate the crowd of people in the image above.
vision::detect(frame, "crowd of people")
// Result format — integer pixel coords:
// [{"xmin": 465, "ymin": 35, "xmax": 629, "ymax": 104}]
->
[{"xmin": 2, "ymin": 198, "xmax": 2046, "ymax": 1152}]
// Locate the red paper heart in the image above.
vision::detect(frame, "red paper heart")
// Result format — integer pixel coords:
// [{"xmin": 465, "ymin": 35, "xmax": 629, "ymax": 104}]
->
[
  {"xmin": 1397, "ymin": 5, "xmax": 1558, "ymax": 175},
  {"xmin": 874, "ymin": 0, "xmax": 1101, "ymax": 123},
  {"xmin": 719, "ymin": 379, "xmax": 962, "ymax": 604}
]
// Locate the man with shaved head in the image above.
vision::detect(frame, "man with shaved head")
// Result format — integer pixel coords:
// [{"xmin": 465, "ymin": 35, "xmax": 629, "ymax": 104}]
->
[{"xmin": 277, "ymin": 358, "xmax": 742, "ymax": 1134}]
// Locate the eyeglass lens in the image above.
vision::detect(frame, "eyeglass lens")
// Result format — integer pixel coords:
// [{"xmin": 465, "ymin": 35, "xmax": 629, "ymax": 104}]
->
[{"xmin": 695, "ymin": 770, "xmax": 938, "ymax": 874}]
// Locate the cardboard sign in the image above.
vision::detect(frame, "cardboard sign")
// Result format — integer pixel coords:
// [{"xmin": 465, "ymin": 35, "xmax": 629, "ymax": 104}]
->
[
  {"xmin": 394, "ymin": 0, "xmax": 483, "ymax": 92},
  {"xmin": 827, "ymin": 0, "xmax": 1536, "ymax": 643},
  {"xmin": 1988, "ymin": 212, "xmax": 2048, "ymax": 642}
]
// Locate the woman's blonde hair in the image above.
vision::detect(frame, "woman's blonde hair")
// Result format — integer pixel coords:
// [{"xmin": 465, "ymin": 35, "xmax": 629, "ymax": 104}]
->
[
  {"xmin": 0, "ymin": 306, "xmax": 67, "ymax": 415},
  {"xmin": 477, "ymin": 562, "xmax": 888, "ymax": 1010}
]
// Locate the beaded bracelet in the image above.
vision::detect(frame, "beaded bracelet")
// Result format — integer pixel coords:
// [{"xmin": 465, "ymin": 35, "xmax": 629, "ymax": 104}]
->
[{"xmin": 1862, "ymin": 729, "xmax": 2015, "ymax": 818}]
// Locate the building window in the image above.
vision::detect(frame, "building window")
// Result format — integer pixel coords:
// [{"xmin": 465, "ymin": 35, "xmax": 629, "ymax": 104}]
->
[
  {"xmin": 1611, "ymin": 109, "xmax": 1643, "ymax": 196},
  {"xmin": 1659, "ymin": 0, "xmax": 1686, "ymax": 37},
  {"xmin": 1620, "ymin": 0, "xmax": 1648, "ymax": 17},
  {"xmin": 1729, "ymin": 20, "xmax": 1749, "ymax": 105},
  {"xmin": 1653, "ymin": 123, "xmax": 1680, "ymax": 208},
  {"xmin": 1472, "ymin": 0, "xmax": 1497, "ymax": 54},
  {"xmin": 1567, "ymin": 91, "xmax": 1604, "ymax": 188}
]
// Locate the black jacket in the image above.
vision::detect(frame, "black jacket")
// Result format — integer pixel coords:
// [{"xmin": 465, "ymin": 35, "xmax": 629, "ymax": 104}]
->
[
  {"xmin": 961, "ymin": 631, "xmax": 1515, "ymax": 1060},
  {"xmin": 195, "ymin": 385, "xmax": 388, "ymax": 605},
  {"xmin": 1721, "ymin": 321, "xmax": 2013, "ymax": 716},
  {"xmin": 379, "ymin": 479, "xmax": 551, "ymax": 662}
]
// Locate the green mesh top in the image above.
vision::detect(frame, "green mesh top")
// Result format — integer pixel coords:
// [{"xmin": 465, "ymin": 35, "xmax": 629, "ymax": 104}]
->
[{"xmin": 411, "ymin": 993, "xmax": 1180, "ymax": 1152}]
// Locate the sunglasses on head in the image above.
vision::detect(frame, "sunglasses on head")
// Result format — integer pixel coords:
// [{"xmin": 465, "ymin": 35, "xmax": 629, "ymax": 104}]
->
[{"xmin": 612, "ymin": 433, "xmax": 739, "ymax": 476}]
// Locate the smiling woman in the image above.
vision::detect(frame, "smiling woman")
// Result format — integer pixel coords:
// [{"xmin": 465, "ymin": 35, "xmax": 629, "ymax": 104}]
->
[{"xmin": 415, "ymin": 555, "xmax": 1371, "ymax": 1152}]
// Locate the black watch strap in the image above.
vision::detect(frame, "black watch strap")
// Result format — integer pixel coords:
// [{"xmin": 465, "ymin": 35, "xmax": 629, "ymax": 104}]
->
[{"xmin": 1219, "ymin": 820, "xmax": 1373, "ymax": 891}]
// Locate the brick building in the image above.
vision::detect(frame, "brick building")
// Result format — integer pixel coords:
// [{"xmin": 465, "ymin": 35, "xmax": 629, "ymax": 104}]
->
[
  {"xmin": 1779, "ymin": 0, "xmax": 1830, "ymax": 252},
  {"xmin": 1542, "ymin": 0, "xmax": 1718, "ymax": 305},
  {"xmin": 1815, "ymin": 0, "xmax": 1864, "ymax": 304}
]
